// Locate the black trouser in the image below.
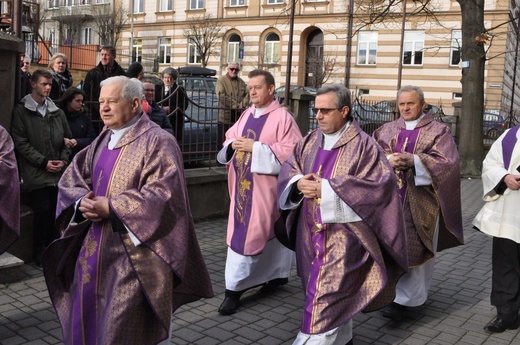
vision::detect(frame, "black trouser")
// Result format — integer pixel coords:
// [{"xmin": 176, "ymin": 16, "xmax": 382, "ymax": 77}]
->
[
  {"xmin": 491, "ymin": 237, "xmax": 520, "ymax": 321},
  {"xmin": 22, "ymin": 186, "xmax": 59, "ymax": 262}
]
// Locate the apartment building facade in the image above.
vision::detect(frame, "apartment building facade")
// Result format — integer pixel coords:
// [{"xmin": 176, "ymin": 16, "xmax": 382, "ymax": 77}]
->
[{"xmin": 37, "ymin": 0, "xmax": 520, "ymax": 117}]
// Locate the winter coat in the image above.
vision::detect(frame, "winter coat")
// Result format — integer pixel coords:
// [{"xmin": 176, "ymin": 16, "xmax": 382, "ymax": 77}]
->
[
  {"xmin": 64, "ymin": 109, "xmax": 97, "ymax": 159},
  {"xmin": 11, "ymin": 95, "xmax": 72, "ymax": 192}
]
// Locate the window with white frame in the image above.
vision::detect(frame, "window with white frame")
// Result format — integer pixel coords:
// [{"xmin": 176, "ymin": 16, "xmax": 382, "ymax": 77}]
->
[
  {"xmin": 267, "ymin": 0, "xmax": 282, "ymax": 4},
  {"xmin": 403, "ymin": 31, "xmax": 424, "ymax": 65},
  {"xmin": 159, "ymin": 37, "xmax": 171, "ymax": 64},
  {"xmin": 66, "ymin": 0, "xmax": 73, "ymax": 6},
  {"xmin": 132, "ymin": 38, "xmax": 142, "ymax": 62},
  {"xmin": 227, "ymin": 34, "xmax": 241, "ymax": 63},
  {"xmin": 133, "ymin": 0, "xmax": 143, "ymax": 13},
  {"xmin": 357, "ymin": 31, "xmax": 378, "ymax": 65},
  {"xmin": 188, "ymin": 37, "xmax": 201, "ymax": 64},
  {"xmin": 48, "ymin": 29, "xmax": 55, "ymax": 46},
  {"xmin": 49, "ymin": 0, "xmax": 59, "ymax": 9},
  {"xmin": 450, "ymin": 30, "xmax": 462, "ymax": 66},
  {"xmin": 82, "ymin": 27, "xmax": 91, "ymax": 44},
  {"xmin": 96, "ymin": 0, "xmax": 108, "ymax": 4},
  {"xmin": 190, "ymin": 0, "xmax": 203, "ymax": 9},
  {"xmin": 230, "ymin": 0, "xmax": 245, "ymax": 5},
  {"xmin": 264, "ymin": 33, "xmax": 279, "ymax": 64},
  {"xmin": 159, "ymin": 0, "xmax": 171, "ymax": 11},
  {"xmin": 80, "ymin": 0, "xmax": 91, "ymax": 5}
]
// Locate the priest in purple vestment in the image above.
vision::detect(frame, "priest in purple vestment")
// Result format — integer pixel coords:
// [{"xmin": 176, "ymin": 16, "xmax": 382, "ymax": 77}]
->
[
  {"xmin": 373, "ymin": 85, "xmax": 463, "ymax": 321},
  {"xmin": 0, "ymin": 125, "xmax": 20, "ymax": 254},
  {"xmin": 42, "ymin": 76, "xmax": 213, "ymax": 345},
  {"xmin": 278, "ymin": 84, "xmax": 408, "ymax": 345},
  {"xmin": 216, "ymin": 69, "xmax": 302, "ymax": 315}
]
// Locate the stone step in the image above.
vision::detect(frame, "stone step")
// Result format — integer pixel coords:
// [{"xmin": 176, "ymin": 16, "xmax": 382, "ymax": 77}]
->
[{"xmin": 0, "ymin": 252, "xmax": 24, "ymax": 284}]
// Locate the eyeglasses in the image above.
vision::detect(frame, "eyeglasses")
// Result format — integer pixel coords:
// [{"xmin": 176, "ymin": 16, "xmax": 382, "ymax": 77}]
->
[
  {"xmin": 22, "ymin": 62, "xmax": 30, "ymax": 66},
  {"xmin": 229, "ymin": 68, "xmax": 240, "ymax": 72},
  {"xmin": 312, "ymin": 107, "xmax": 342, "ymax": 115},
  {"xmin": 143, "ymin": 89, "xmax": 155, "ymax": 92}
]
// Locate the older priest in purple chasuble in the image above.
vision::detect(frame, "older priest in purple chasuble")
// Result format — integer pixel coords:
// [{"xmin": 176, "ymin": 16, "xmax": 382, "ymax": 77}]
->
[
  {"xmin": 278, "ymin": 84, "xmax": 408, "ymax": 345},
  {"xmin": 373, "ymin": 85, "xmax": 463, "ymax": 320},
  {"xmin": 42, "ymin": 77, "xmax": 213, "ymax": 345},
  {"xmin": 216, "ymin": 69, "xmax": 302, "ymax": 315},
  {"xmin": 0, "ymin": 125, "xmax": 20, "ymax": 254}
]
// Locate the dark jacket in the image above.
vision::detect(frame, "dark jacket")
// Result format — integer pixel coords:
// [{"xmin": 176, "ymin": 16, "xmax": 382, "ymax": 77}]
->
[
  {"xmin": 163, "ymin": 82, "xmax": 188, "ymax": 142},
  {"xmin": 64, "ymin": 109, "xmax": 97, "ymax": 159},
  {"xmin": 11, "ymin": 95, "xmax": 72, "ymax": 192},
  {"xmin": 49, "ymin": 69, "xmax": 74, "ymax": 101},
  {"xmin": 147, "ymin": 101, "xmax": 174, "ymax": 135},
  {"xmin": 20, "ymin": 71, "xmax": 32, "ymax": 99},
  {"xmin": 83, "ymin": 61, "xmax": 126, "ymax": 119}
]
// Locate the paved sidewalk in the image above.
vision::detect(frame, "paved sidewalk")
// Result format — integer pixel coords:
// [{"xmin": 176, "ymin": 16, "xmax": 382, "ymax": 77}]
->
[{"xmin": 2, "ymin": 178, "xmax": 520, "ymax": 344}]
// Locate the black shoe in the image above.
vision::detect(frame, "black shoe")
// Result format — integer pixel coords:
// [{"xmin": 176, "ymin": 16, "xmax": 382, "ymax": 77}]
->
[
  {"xmin": 382, "ymin": 302, "xmax": 406, "ymax": 321},
  {"xmin": 260, "ymin": 278, "xmax": 289, "ymax": 294},
  {"xmin": 484, "ymin": 317, "xmax": 519, "ymax": 333},
  {"xmin": 345, "ymin": 339, "xmax": 353, "ymax": 345},
  {"xmin": 218, "ymin": 295, "xmax": 240, "ymax": 315}
]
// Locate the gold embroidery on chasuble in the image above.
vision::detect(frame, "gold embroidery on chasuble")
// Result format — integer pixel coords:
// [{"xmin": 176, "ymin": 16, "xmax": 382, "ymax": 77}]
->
[
  {"xmin": 235, "ymin": 127, "xmax": 257, "ymax": 225},
  {"xmin": 79, "ymin": 232, "xmax": 97, "ymax": 285}
]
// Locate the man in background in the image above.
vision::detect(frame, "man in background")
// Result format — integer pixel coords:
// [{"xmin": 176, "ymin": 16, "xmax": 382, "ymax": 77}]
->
[
  {"xmin": 216, "ymin": 62, "xmax": 249, "ymax": 146},
  {"xmin": 83, "ymin": 45, "xmax": 126, "ymax": 121}
]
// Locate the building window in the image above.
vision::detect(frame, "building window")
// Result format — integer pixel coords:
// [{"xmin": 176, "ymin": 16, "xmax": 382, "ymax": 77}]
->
[
  {"xmin": 133, "ymin": 0, "xmax": 143, "ymax": 13},
  {"xmin": 48, "ymin": 29, "xmax": 55, "ymax": 45},
  {"xmin": 403, "ymin": 31, "xmax": 424, "ymax": 66},
  {"xmin": 190, "ymin": 0, "xmax": 203, "ymax": 9},
  {"xmin": 188, "ymin": 37, "xmax": 201, "ymax": 64},
  {"xmin": 357, "ymin": 31, "xmax": 377, "ymax": 65},
  {"xmin": 267, "ymin": 0, "xmax": 282, "ymax": 4},
  {"xmin": 80, "ymin": 0, "xmax": 91, "ymax": 5},
  {"xmin": 452, "ymin": 92, "xmax": 462, "ymax": 99},
  {"xmin": 159, "ymin": 0, "xmax": 171, "ymax": 11},
  {"xmin": 264, "ymin": 32, "xmax": 279, "ymax": 64},
  {"xmin": 96, "ymin": 0, "xmax": 108, "ymax": 3},
  {"xmin": 230, "ymin": 0, "xmax": 245, "ymax": 5},
  {"xmin": 82, "ymin": 27, "xmax": 91, "ymax": 44},
  {"xmin": 132, "ymin": 38, "xmax": 142, "ymax": 62},
  {"xmin": 159, "ymin": 37, "xmax": 171, "ymax": 64},
  {"xmin": 49, "ymin": 0, "xmax": 59, "ymax": 8},
  {"xmin": 450, "ymin": 30, "xmax": 462, "ymax": 66},
  {"xmin": 227, "ymin": 34, "xmax": 241, "ymax": 63}
]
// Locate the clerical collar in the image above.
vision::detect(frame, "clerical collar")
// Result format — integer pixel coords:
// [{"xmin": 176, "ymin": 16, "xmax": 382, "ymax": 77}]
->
[
  {"xmin": 108, "ymin": 114, "xmax": 141, "ymax": 149},
  {"xmin": 254, "ymin": 106, "xmax": 268, "ymax": 118},
  {"xmin": 404, "ymin": 113, "xmax": 426, "ymax": 130},
  {"xmin": 322, "ymin": 121, "xmax": 350, "ymax": 150}
]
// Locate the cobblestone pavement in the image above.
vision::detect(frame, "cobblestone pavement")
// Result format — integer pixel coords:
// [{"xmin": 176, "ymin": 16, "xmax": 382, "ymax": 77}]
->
[{"xmin": 2, "ymin": 178, "xmax": 520, "ymax": 344}]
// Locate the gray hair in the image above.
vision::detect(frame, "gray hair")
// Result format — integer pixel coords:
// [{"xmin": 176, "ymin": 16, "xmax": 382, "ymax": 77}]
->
[
  {"xmin": 397, "ymin": 85, "xmax": 425, "ymax": 103},
  {"xmin": 316, "ymin": 84, "xmax": 352, "ymax": 120},
  {"xmin": 228, "ymin": 62, "xmax": 240, "ymax": 67},
  {"xmin": 161, "ymin": 67, "xmax": 178, "ymax": 81},
  {"xmin": 100, "ymin": 76, "xmax": 142, "ymax": 111}
]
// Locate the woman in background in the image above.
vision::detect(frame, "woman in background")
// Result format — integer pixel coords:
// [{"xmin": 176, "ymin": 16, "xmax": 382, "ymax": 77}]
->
[
  {"xmin": 49, "ymin": 53, "xmax": 74, "ymax": 101},
  {"xmin": 58, "ymin": 87, "xmax": 96, "ymax": 160}
]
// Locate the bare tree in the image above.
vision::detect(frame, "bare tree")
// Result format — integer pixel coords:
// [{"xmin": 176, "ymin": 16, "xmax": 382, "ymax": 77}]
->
[
  {"xmin": 183, "ymin": 14, "xmax": 225, "ymax": 68},
  {"xmin": 90, "ymin": 1, "xmax": 128, "ymax": 47}
]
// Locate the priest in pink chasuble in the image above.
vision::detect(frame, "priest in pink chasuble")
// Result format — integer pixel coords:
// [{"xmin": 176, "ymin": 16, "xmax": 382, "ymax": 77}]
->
[
  {"xmin": 373, "ymin": 85, "xmax": 463, "ymax": 321},
  {"xmin": 216, "ymin": 69, "xmax": 302, "ymax": 315},
  {"xmin": 42, "ymin": 76, "xmax": 213, "ymax": 345},
  {"xmin": 278, "ymin": 84, "xmax": 408, "ymax": 345}
]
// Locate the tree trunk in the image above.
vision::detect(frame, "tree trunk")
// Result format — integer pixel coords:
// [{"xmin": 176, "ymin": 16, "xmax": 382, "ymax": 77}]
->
[{"xmin": 457, "ymin": 0, "xmax": 486, "ymax": 176}]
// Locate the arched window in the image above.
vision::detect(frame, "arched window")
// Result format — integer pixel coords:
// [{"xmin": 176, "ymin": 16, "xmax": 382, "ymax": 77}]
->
[
  {"xmin": 264, "ymin": 33, "xmax": 280, "ymax": 64},
  {"xmin": 227, "ymin": 34, "xmax": 241, "ymax": 63}
]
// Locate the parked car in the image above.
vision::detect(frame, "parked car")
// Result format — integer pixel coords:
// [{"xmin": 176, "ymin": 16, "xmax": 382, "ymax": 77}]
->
[
  {"xmin": 483, "ymin": 112, "xmax": 506, "ymax": 140},
  {"xmin": 178, "ymin": 67, "xmax": 217, "ymax": 95},
  {"xmin": 351, "ymin": 103, "xmax": 393, "ymax": 135}
]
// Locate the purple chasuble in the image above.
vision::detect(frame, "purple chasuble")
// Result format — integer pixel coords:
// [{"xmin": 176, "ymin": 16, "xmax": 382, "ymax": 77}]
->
[
  {"xmin": 502, "ymin": 125, "xmax": 520, "ymax": 170},
  {"xmin": 395, "ymin": 128, "xmax": 420, "ymax": 203},
  {"xmin": 72, "ymin": 145, "xmax": 122, "ymax": 345},
  {"xmin": 230, "ymin": 112, "xmax": 269, "ymax": 254},
  {"xmin": 302, "ymin": 148, "xmax": 340, "ymax": 334}
]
